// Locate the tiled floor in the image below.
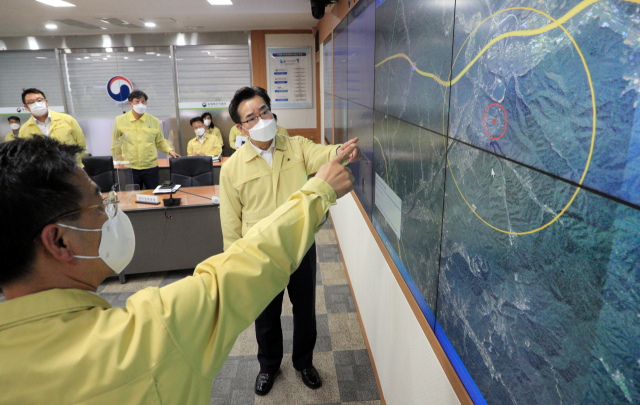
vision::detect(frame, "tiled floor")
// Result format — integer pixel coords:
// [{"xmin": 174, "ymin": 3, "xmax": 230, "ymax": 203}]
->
[{"xmin": 93, "ymin": 217, "xmax": 381, "ymax": 405}]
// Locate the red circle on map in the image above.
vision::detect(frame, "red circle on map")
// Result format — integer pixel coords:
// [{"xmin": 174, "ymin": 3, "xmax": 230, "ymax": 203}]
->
[{"xmin": 483, "ymin": 103, "xmax": 507, "ymax": 140}]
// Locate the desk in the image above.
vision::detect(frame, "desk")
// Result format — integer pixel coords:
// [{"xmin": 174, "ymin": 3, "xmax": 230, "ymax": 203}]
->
[
  {"xmin": 115, "ymin": 157, "xmax": 229, "ymax": 188},
  {"xmin": 109, "ymin": 186, "xmax": 223, "ymax": 283}
]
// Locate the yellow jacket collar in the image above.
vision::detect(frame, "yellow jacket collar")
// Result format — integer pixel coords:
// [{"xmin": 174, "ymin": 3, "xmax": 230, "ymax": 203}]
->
[
  {"xmin": 0, "ymin": 288, "xmax": 110, "ymax": 331},
  {"xmin": 242, "ymin": 134, "xmax": 288, "ymax": 163},
  {"xmin": 127, "ymin": 110, "xmax": 147, "ymax": 122}
]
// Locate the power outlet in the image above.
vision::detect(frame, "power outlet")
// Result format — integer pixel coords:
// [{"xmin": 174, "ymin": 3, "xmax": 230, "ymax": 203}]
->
[{"xmin": 136, "ymin": 194, "xmax": 160, "ymax": 205}]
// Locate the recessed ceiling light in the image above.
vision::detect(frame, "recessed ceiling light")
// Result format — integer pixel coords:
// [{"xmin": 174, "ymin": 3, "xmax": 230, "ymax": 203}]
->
[
  {"xmin": 207, "ymin": 0, "xmax": 232, "ymax": 4},
  {"xmin": 156, "ymin": 53, "xmax": 160, "ymax": 56},
  {"xmin": 36, "ymin": 56, "xmax": 47, "ymax": 59},
  {"xmin": 84, "ymin": 56, "xmax": 89, "ymax": 59},
  {"xmin": 103, "ymin": 57, "xmax": 107, "ymax": 60},
  {"xmin": 138, "ymin": 59, "xmax": 144, "ymax": 61},
  {"xmin": 36, "ymin": 0, "xmax": 75, "ymax": 7},
  {"xmin": 144, "ymin": 22, "xmax": 156, "ymax": 27},
  {"xmin": 124, "ymin": 57, "xmax": 128, "ymax": 59},
  {"xmin": 45, "ymin": 24, "xmax": 58, "ymax": 29},
  {"xmin": 127, "ymin": 47, "xmax": 134, "ymax": 52}
]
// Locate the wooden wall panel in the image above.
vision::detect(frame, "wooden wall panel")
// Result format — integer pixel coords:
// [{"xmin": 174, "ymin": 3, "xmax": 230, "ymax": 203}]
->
[{"xmin": 250, "ymin": 30, "xmax": 267, "ymax": 88}]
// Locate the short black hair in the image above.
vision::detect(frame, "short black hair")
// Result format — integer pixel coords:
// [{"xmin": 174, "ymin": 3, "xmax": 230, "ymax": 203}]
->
[
  {"xmin": 273, "ymin": 113, "xmax": 278, "ymax": 120},
  {"xmin": 190, "ymin": 117, "xmax": 204, "ymax": 126},
  {"xmin": 201, "ymin": 112, "xmax": 215, "ymax": 129},
  {"xmin": 128, "ymin": 90, "xmax": 148, "ymax": 102},
  {"xmin": 8, "ymin": 116, "xmax": 20, "ymax": 123},
  {"xmin": 0, "ymin": 137, "xmax": 83, "ymax": 286},
  {"xmin": 21, "ymin": 88, "xmax": 46, "ymax": 105},
  {"xmin": 228, "ymin": 87, "xmax": 271, "ymax": 124}
]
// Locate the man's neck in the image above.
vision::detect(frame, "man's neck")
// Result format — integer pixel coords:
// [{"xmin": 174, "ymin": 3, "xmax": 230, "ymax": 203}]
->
[
  {"xmin": 2, "ymin": 270, "xmax": 97, "ymax": 300},
  {"xmin": 33, "ymin": 112, "xmax": 48, "ymax": 123},
  {"xmin": 132, "ymin": 110, "xmax": 143, "ymax": 120},
  {"xmin": 12, "ymin": 129, "xmax": 18, "ymax": 135},
  {"xmin": 250, "ymin": 138, "xmax": 273, "ymax": 151}
]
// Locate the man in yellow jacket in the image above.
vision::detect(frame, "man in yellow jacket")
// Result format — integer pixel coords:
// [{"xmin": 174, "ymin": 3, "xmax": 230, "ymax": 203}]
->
[
  {"xmin": 187, "ymin": 116, "xmax": 223, "ymax": 157},
  {"xmin": 0, "ymin": 136, "xmax": 356, "ymax": 404},
  {"xmin": 4, "ymin": 115, "xmax": 21, "ymax": 142},
  {"xmin": 229, "ymin": 112, "xmax": 289, "ymax": 150},
  {"xmin": 220, "ymin": 86, "xmax": 361, "ymax": 395},
  {"xmin": 18, "ymin": 88, "xmax": 86, "ymax": 165},
  {"xmin": 111, "ymin": 90, "xmax": 180, "ymax": 189}
]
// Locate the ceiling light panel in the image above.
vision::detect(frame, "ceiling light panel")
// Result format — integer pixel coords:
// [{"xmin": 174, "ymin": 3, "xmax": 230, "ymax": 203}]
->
[{"xmin": 36, "ymin": 0, "xmax": 75, "ymax": 7}]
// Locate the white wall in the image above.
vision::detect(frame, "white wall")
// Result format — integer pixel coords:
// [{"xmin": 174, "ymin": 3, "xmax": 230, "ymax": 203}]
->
[
  {"xmin": 330, "ymin": 193, "xmax": 462, "ymax": 405},
  {"xmin": 264, "ymin": 34, "xmax": 316, "ymax": 129}
]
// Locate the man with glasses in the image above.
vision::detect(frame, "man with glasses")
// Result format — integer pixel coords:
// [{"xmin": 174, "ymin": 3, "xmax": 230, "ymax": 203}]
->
[
  {"xmin": 111, "ymin": 90, "xmax": 180, "ymax": 190},
  {"xmin": 18, "ymin": 88, "xmax": 86, "ymax": 166},
  {"xmin": 220, "ymin": 86, "xmax": 361, "ymax": 395},
  {"xmin": 0, "ymin": 136, "xmax": 357, "ymax": 404}
]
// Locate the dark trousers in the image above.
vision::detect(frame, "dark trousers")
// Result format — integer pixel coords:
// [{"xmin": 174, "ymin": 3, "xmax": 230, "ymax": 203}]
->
[
  {"xmin": 130, "ymin": 167, "xmax": 160, "ymax": 190},
  {"xmin": 255, "ymin": 243, "xmax": 317, "ymax": 373}
]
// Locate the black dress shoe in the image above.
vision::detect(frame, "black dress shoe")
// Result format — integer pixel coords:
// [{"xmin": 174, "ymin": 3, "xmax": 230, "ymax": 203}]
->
[
  {"xmin": 254, "ymin": 372, "xmax": 276, "ymax": 396},
  {"xmin": 300, "ymin": 366, "xmax": 322, "ymax": 389}
]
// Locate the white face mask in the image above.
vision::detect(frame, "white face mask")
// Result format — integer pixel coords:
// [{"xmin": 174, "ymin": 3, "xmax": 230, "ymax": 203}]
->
[
  {"xmin": 244, "ymin": 118, "xmax": 277, "ymax": 142},
  {"xmin": 132, "ymin": 103, "xmax": 147, "ymax": 115},
  {"xmin": 203, "ymin": 119, "xmax": 211, "ymax": 127},
  {"xmin": 57, "ymin": 209, "xmax": 136, "ymax": 274},
  {"xmin": 195, "ymin": 127, "xmax": 206, "ymax": 137},
  {"xmin": 29, "ymin": 101, "xmax": 48, "ymax": 117},
  {"xmin": 9, "ymin": 123, "xmax": 20, "ymax": 130}
]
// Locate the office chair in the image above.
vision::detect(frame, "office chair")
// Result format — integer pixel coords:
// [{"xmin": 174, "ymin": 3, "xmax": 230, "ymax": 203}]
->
[
  {"xmin": 82, "ymin": 156, "xmax": 116, "ymax": 193},
  {"xmin": 170, "ymin": 156, "xmax": 214, "ymax": 187}
]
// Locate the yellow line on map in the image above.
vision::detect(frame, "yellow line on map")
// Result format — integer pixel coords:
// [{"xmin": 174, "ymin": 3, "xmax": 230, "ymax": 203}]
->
[{"xmin": 375, "ymin": 0, "xmax": 640, "ymax": 88}]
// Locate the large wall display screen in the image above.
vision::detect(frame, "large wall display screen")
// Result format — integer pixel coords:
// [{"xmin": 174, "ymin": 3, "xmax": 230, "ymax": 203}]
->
[{"xmin": 332, "ymin": 0, "xmax": 640, "ymax": 403}]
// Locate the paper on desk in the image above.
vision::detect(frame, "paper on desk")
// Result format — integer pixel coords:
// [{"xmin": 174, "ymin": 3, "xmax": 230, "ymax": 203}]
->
[
  {"xmin": 153, "ymin": 184, "xmax": 182, "ymax": 194},
  {"xmin": 235, "ymin": 136, "xmax": 247, "ymax": 148}
]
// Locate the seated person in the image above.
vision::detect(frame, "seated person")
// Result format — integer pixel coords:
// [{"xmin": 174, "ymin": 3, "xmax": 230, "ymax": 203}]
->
[
  {"xmin": 187, "ymin": 117, "xmax": 223, "ymax": 157},
  {"xmin": 229, "ymin": 113, "xmax": 289, "ymax": 150},
  {"xmin": 201, "ymin": 112, "xmax": 224, "ymax": 147},
  {"xmin": 0, "ymin": 136, "xmax": 357, "ymax": 404}
]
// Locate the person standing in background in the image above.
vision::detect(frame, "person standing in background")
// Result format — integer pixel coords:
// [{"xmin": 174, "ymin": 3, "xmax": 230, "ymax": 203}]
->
[
  {"xmin": 201, "ymin": 112, "xmax": 224, "ymax": 147},
  {"xmin": 111, "ymin": 90, "xmax": 180, "ymax": 190},
  {"xmin": 187, "ymin": 117, "xmax": 223, "ymax": 157},
  {"xmin": 4, "ymin": 116, "xmax": 21, "ymax": 142},
  {"xmin": 18, "ymin": 88, "xmax": 86, "ymax": 166}
]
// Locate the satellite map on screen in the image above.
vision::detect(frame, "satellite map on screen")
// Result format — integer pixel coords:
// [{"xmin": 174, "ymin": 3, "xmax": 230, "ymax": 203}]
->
[{"xmin": 373, "ymin": 0, "xmax": 640, "ymax": 403}]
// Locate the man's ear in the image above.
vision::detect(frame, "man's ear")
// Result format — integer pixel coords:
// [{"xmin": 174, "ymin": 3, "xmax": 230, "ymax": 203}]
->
[
  {"xmin": 237, "ymin": 123, "xmax": 249, "ymax": 136},
  {"xmin": 39, "ymin": 224, "xmax": 75, "ymax": 262}
]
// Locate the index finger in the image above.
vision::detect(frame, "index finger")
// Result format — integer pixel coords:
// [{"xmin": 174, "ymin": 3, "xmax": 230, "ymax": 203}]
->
[
  {"xmin": 342, "ymin": 137, "xmax": 360, "ymax": 148},
  {"xmin": 334, "ymin": 143, "xmax": 356, "ymax": 164}
]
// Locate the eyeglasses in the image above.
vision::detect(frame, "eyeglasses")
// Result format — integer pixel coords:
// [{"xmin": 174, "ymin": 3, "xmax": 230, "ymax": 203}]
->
[
  {"xmin": 25, "ymin": 98, "xmax": 45, "ymax": 106},
  {"xmin": 240, "ymin": 109, "xmax": 273, "ymax": 127},
  {"xmin": 51, "ymin": 191, "xmax": 120, "ymax": 224}
]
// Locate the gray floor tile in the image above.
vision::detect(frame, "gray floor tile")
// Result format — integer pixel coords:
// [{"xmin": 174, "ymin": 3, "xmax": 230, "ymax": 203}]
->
[
  {"xmin": 211, "ymin": 355, "xmax": 258, "ymax": 405},
  {"xmin": 333, "ymin": 350, "xmax": 380, "ymax": 402},
  {"xmin": 324, "ymin": 285, "xmax": 356, "ymax": 314},
  {"xmin": 316, "ymin": 265, "xmax": 323, "ymax": 285},
  {"xmin": 317, "ymin": 244, "xmax": 341, "ymax": 263},
  {"xmin": 98, "ymin": 292, "xmax": 135, "ymax": 308}
]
